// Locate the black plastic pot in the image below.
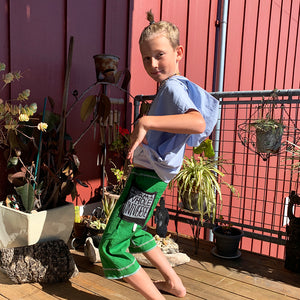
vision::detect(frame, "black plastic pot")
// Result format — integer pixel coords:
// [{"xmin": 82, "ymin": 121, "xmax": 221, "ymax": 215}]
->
[
  {"xmin": 180, "ymin": 191, "xmax": 207, "ymax": 212},
  {"xmin": 212, "ymin": 226, "xmax": 244, "ymax": 258}
]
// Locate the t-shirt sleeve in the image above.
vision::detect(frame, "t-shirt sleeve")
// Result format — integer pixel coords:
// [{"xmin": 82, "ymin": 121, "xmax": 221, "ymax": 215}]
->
[
  {"xmin": 155, "ymin": 79, "xmax": 199, "ymax": 115},
  {"xmin": 160, "ymin": 77, "xmax": 219, "ymax": 147}
]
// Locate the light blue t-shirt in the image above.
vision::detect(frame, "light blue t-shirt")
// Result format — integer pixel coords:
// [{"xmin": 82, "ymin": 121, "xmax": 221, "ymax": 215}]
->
[{"xmin": 133, "ymin": 76, "xmax": 219, "ymax": 183}]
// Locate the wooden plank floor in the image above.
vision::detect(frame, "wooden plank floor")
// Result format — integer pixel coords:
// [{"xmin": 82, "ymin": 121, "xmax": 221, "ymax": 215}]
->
[{"xmin": 1, "ymin": 234, "xmax": 300, "ymax": 300}]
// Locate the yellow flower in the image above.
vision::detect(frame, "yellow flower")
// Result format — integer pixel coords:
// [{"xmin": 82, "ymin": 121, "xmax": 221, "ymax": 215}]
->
[
  {"xmin": 19, "ymin": 113, "xmax": 29, "ymax": 122},
  {"xmin": 37, "ymin": 122, "xmax": 48, "ymax": 132}
]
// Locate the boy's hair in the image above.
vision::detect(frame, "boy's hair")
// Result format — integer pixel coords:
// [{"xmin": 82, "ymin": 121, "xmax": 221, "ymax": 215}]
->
[{"xmin": 139, "ymin": 10, "xmax": 180, "ymax": 49}]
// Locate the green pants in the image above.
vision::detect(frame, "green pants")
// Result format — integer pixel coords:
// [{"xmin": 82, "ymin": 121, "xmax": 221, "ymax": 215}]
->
[{"xmin": 99, "ymin": 167, "xmax": 167, "ymax": 279}]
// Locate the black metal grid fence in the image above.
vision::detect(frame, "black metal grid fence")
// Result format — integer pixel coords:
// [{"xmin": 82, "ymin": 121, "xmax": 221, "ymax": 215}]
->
[{"xmin": 134, "ymin": 89, "xmax": 300, "ymax": 259}]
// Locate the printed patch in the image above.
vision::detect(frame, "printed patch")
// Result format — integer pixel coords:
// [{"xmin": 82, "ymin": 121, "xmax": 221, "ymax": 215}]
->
[{"xmin": 120, "ymin": 185, "xmax": 157, "ymax": 226}]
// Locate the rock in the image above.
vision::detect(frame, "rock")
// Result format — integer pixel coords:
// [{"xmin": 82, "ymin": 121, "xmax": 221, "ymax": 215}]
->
[
  {"xmin": 154, "ymin": 234, "xmax": 180, "ymax": 254},
  {"xmin": 133, "ymin": 252, "xmax": 190, "ymax": 267},
  {"xmin": 0, "ymin": 239, "xmax": 78, "ymax": 284},
  {"xmin": 84, "ymin": 237, "xmax": 101, "ymax": 263},
  {"xmin": 133, "ymin": 235, "xmax": 190, "ymax": 267}
]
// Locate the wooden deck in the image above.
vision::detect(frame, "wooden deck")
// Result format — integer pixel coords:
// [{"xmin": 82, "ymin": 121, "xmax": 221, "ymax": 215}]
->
[{"xmin": 1, "ymin": 234, "xmax": 300, "ymax": 300}]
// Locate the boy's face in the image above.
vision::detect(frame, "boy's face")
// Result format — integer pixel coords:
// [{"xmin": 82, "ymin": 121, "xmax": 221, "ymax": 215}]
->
[{"xmin": 140, "ymin": 35, "xmax": 183, "ymax": 83}]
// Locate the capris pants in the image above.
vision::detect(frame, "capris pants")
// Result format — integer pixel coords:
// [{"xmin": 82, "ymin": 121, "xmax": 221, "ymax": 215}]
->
[{"xmin": 99, "ymin": 167, "xmax": 167, "ymax": 279}]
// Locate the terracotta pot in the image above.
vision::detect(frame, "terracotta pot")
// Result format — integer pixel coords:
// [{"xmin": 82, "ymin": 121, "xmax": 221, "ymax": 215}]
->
[{"xmin": 93, "ymin": 54, "xmax": 120, "ymax": 83}]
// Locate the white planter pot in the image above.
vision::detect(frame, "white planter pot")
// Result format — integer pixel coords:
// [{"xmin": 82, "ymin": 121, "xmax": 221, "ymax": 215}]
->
[{"xmin": 0, "ymin": 203, "xmax": 74, "ymax": 248}]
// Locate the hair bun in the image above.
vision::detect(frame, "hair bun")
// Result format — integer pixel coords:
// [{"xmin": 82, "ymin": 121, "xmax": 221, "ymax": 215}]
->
[{"xmin": 147, "ymin": 10, "xmax": 155, "ymax": 25}]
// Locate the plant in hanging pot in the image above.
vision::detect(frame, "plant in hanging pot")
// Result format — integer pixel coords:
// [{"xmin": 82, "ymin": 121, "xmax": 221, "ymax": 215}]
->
[
  {"xmin": 169, "ymin": 139, "xmax": 239, "ymax": 224},
  {"xmin": 250, "ymin": 117, "xmax": 284, "ymax": 154},
  {"xmin": 250, "ymin": 92, "xmax": 285, "ymax": 154}
]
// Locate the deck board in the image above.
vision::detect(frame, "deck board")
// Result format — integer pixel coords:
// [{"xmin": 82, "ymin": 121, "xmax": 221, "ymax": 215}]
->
[{"xmin": 1, "ymin": 233, "xmax": 300, "ymax": 300}]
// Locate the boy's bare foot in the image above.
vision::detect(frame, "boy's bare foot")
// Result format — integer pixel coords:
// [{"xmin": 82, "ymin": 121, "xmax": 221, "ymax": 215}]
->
[{"xmin": 154, "ymin": 280, "xmax": 186, "ymax": 298}]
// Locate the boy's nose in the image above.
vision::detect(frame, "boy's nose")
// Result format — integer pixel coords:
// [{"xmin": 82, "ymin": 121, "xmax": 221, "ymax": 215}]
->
[{"xmin": 151, "ymin": 58, "xmax": 158, "ymax": 68}]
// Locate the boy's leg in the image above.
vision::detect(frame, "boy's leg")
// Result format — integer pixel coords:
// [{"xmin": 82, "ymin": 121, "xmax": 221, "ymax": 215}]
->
[
  {"xmin": 123, "ymin": 267, "xmax": 165, "ymax": 300},
  {"xmin": 143, "ymin": 246, "xmax": 186, "ymax": 298}
]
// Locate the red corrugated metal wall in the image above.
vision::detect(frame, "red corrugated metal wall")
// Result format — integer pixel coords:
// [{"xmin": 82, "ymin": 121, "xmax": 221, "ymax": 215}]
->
[
  {"xmin": 0, "ymin": 0, "xmax": 131, "ymax": 204},
  {"xmin": 1, "ymin": 0, "xmax": 299, "ymax": 256}
]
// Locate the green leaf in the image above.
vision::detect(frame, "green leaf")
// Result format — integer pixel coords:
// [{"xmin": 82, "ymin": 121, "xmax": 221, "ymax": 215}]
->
[
  {"xmin": 193, "ymin": 139, "xmax": 215, "ymax": 158},
  {"xmin": 15, "ymin": 183, "xmax": 35, "ymax": 212}
]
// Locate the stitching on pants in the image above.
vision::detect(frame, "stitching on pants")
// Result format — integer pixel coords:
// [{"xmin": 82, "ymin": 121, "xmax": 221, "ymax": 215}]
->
[{"xmin": 103, "ymin": 258, "xmax": 137, "ymax": 272}]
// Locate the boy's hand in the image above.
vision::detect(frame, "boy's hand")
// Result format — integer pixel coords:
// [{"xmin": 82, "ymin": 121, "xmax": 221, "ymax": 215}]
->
[{"xmin": 127, "ymin": 117, "xmax": 148, "ymax": 162}]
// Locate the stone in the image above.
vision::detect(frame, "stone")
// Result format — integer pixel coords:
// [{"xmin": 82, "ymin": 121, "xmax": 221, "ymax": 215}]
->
[
  {"xmin": 133, "ymin": 252, "xmax": 190, "ymax": 268},
  {"xmin": 0, "ymin": 239, "xmax": 78, "ymax": 283},
  {"xmin": 133, "ymin": 235, "xmax": 190, "ymax": 267},
  {"xmin": 84, "ymin": 236, "xmax": 101, "ymax": 263}
]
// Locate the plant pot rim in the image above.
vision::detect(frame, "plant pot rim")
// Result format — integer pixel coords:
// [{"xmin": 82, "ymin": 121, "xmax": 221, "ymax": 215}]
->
[
  {"xmin": 93, "ymin": 54, "xmax": 120, "ymax": 60},
  {"xmin": 213, "ymin": 225, "xmax": 244, "ymax": 237},
  {"xmin": 0, "ymin": 202, "xmax": 73, "ymax": 215},
  {"xmin": 0, "ymin": 202, "xmax": 74, "ymax": 248}
]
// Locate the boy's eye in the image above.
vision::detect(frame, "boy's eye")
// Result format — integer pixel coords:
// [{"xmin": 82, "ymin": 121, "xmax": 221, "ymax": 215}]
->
[{"xmin": 156, "ymin": 53, "xmax": 164, "ymax": 59}]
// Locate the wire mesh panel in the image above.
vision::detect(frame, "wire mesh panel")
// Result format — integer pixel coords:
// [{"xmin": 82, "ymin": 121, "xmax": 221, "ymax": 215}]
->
[
  {"xmin": 212, "ymin": 90, "xmax": 300, "ymax": 258},
  {"xmin": 135, "ymin": 90, "xmax": 300, "ymax": 259}
]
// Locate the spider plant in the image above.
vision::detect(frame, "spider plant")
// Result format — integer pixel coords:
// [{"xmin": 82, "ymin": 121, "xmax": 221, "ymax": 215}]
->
[{"xmin": 169, "ymin": 139, "xmax": 238, "ymax": 223}]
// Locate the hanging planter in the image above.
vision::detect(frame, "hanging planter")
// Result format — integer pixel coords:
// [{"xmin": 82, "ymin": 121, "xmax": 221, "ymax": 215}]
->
[
  {"xmin": 237, "ymin": 90, "xmax": 300, "ymax": 161},
  {"xmin": 93, "ymin": 54, "xmax": 120, "ymax": 83},
  {"xmin": 250, "ymin": 119, "xmax": 285, "ymax": 154}
]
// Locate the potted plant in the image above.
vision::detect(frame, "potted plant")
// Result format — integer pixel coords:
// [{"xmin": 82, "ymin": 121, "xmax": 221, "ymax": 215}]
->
[
  {"xmin": 0, "ymin": 62, "xmax": 83, "ymax": 248},
  {"xmin": 250, "ymin": 93, "xmax": 285, "ymax": 154},
  {"xmin": 250, "ymin": 118, "xmax": 284, "ymax": 154},
  {"xmin": 72, "ymin": 156, "xmax": 131, "ymax": 250},
  {"xmin": 212, "ymin": 218, "xmax": 244, "ymax": 259},
  {"xmin": 169, "ymin": 139, "xmax": 238, "ymax": 224}
]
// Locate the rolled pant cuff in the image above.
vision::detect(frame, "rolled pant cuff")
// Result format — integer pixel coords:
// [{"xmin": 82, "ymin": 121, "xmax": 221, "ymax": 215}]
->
[{"xmin": 103, "ymin": 259, "xmax": 141, "ymax": 280}]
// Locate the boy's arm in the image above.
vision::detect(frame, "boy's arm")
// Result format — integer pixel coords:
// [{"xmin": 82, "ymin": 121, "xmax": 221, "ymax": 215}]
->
[{"xmin": 127, "ymin": 110, "xmax": 205, "ymax": 161}]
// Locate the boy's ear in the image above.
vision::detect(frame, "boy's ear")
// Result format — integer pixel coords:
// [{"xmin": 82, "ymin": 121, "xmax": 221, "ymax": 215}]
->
[{"xmin": 176, "ymin": 45, "xmax": 184, "ymax": 61}]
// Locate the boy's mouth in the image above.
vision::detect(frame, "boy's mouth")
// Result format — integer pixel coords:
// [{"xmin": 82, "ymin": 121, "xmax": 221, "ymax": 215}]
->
[{"xmin": 151, "ymin": 70, "xmax": 161, "ymax": 76}]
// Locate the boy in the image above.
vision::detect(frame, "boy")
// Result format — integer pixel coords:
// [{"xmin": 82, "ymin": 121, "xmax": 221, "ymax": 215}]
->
[{"xmin": 99, "ymin": 11, "xmax": 219, "ymax": 299}]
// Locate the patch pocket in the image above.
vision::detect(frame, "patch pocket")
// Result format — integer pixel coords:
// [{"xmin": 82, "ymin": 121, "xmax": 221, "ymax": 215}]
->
[{"xmin": 119, "ymin": 184, "xmax": 157, "ymax": 226}]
